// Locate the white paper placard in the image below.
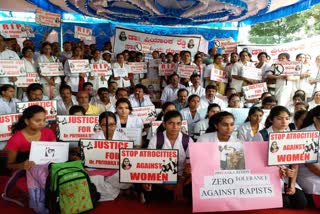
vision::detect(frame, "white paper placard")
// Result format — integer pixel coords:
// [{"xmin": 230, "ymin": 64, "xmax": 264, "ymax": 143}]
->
[
  {"xmin": 240, "ymin": 66, "xmax": 262, "ymax": 81},
  {"xmin": 0, "ymin": 60, "xmax": 25, "ymax": 76},
  {"xmin": 39, "ymin": 62, "xmax": 64, "ymax": 76},
  {"xmin": 119, "ymin": 149, "xmax": 178, "ymax": 184},
  {"xmin": 177, "ymin": 64, "xmax": 198, "ymax": 78},
  {"xmin": 90, "ymin": 63, "xmax": 112, "ymax": 76},
  {"xmin": 68, "ymin": 59, "xmax": 91, "ymax": 73},
  {"xmin": 0, "ymin": 114, "xmax": 20, "ymax": 141},
  {"xmin": 57, "ymin": 115, "xmax": 100, "ymax": 141},
  {"xmin": 81, "ymin": 139, "xmax": 133, "ymax": 169},
  {"xmin": 29, "ymin": 141, "xmax": 69, "ymax": 165},
  {"xmin": 128, "ymin": 62, "xmax": 147, "ymax": 74},
  {"xmin": 35, "ymin": 9, "xmax": 61, "ymax": 27},
  {"xmin": 131, "ymin": 106, "xmax": 157, "ymax": 124},
  {"xmin": 15, "ymin": 72, "xmax": 40, "ymax": 87},
  {"xmin": 74, "ymin": 26, "xmax": 93, "ymax": 41},
  {"xmin": 16, "ymin": 100, "xmax": 57, "ymax": 121},
  {"xmin": 116, "ymin": 128, "xmax": 142, "ymax": 146},
  {"xmin": 242, "ymin": 83, "xmax": 268, "ymax": 100},
  {"xmin": 210, "ymin": 68, "xmax": 228, "ymax": 83}
]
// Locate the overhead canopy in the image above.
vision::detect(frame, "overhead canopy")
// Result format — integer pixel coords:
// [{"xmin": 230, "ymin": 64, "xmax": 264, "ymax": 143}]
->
[{"xmin": 1, "ymin": 0, "xmax": 320, "ymax": 26}]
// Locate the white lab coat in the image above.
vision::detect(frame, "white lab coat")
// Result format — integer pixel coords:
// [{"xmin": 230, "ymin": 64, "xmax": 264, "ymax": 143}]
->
[
  {"xmin": 237, "ymin": 122, "xmax": 264, "ymax": 142},
  {"xmin": 57, "ymin": 96, "xmax": 78, "ymax": 115},
  {"xmin": 115, "ymin": 114, "xmax": 144, "ymax": 129},
  {"xmin": 297, "ymin": 124, "xmax": 320, "ymax": 194},
  {"xmin": 64, "ymin": 59, "xmax": 88, "ymax": 92},
  {"xmin": 180, "ymin": 107, "xmax": 201, "ymax": 136}
]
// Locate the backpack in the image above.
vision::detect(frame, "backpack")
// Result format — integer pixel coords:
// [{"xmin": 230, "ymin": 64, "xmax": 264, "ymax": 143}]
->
[
  {"xmin": 45, "ymin": 160, "xmax": 100, "ymax": 214},
  {"xmin": 156, "ymin": 132, "xmax": 189, "ymax": 152},
  {"xmin": 259, "ymin": 128, "xmax": 269, "ymax": 141}
]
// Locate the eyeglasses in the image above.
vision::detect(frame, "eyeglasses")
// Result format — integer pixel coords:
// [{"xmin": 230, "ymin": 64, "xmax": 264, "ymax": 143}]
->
[{"xmin": 100, "ymin": 123, "xmax": 116, "ymax": 127}]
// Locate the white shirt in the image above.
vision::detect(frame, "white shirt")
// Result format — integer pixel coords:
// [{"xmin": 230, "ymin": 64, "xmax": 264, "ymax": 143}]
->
[
  {"xmin": 57, "ymin": 96, "xmax": 78, "ymax": 115},
  {"xmin": 64, "ymin": 59, "xmax": 88, "ymax": 92},
  {"xmin": 187, "ymin": 85, "xmax": 205, "ymax": 97},
  {"xmin": 237, "ymin": 122, "xmax": 264, "ymax": 142},
  {"xmin": 0, "ymin": 49, "xmax": 20, "ymax": 84},
  {"xmin": 21, "ymin": 95, "xmax": 49, "ymax": 102},
  {"xmin": 93, "ymin": 129, "xmax": 129, "ymax": 141},
  {"xmin": 128, "ymin": 94, "xmax": 154, "ymax": 108},
  {"xmin": 180, "ymin": 107, "xmax": 201, "ymax": 136},
  {"xmin": 308, "ymin": 100, "xmax": 320, "ymax": 110},
  {"xmin": 198, "ymin": 96, "xmax": 226, "ymax": 111},
  {"xmin": 148, "ymin": 131, "xmax": 194, "ymax": 176},
  {"xmin": 115, "ymin": 114, "xmax": 144, "ymax": 129},
  {"xmin": 193, "ymin": 118, "xmax": 209, "ymax": 139},
  {"xmin": 230, "ymin": 61, "xmax": 255, "ymax": 91},
  {"xmin": 112, "ymin": 63, "xmax": 130, "ymax": 88},
  {"xmin": 297, "ymin": 124, "xmax": 320, "ymax": 194},
  {"xmin": 0, "ymin": 97, "xmax": 20, "ymax": 114},
  {"xmin": 90, "ymin": 59, "xmax": 111, "ymax": 90},
  {"xmin": 160, "ymin": 83, "xmax": 186, "ymax": 104},
  {"xmin": 37, "ymin": 54, "xmax": 61, "ymax": 84}
]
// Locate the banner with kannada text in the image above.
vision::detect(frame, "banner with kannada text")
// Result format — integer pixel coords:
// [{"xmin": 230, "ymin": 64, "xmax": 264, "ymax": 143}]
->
[
  {"xmin": 114, "ymin": 27, "xmax": 201, "ymax": 56},
  {"xmin": 35, "ymin": 9, "xmax": 61, "ymax": 27}
]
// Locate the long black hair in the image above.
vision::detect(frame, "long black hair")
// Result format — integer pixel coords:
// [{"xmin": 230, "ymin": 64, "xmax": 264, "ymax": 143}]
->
[
  {"xmin": 264, "ymin": 106, "xmax": 290, "ymax": 128},
  {"xmin": 206, "ymin": 111, "xmax": 234, "ymax": 133},
  {"xmin": 12, "ymin": 105, "xmax": 46, "ymax": 134},
  {"xmin": 300, "ymin": 105, "xmax": 320, "ymax": 129},
  {"xmin": 156, "ymin": 102, "xmax": 175, "ymax": 121},
  {"xmin": 244, "ymin": 107, "xmax": 264, "ymax": 122}
]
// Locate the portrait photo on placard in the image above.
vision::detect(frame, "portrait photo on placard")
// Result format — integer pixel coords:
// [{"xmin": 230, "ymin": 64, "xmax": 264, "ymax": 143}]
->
[{"xmin": 219, "ymin": 142, "xmax": 245, "ymax": 170}]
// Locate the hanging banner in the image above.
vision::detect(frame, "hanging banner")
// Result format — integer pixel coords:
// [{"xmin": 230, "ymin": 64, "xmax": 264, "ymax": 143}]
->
[
  {"xmin": 135, "ymin": 41, "xmax": 152, "ymax": 53},
  {"xmin": 268, "ymin": 131, "xmax": 319, "ymax": 166},
  {"xmin": 29, "ymin": 141, "xmax": 69, "ymax": 165},
  {"xmin": 74, "ymin": 26, "xmax": 93, "ymax": 41},
  {"xmin": 240, "ymin": 67, "xmax": 262, "ymax": 81},
  {"xmin": 114, "ymin": 27, "xmax": 201, "ymax": 56},
  {"xmin": 68, "ymin": 59, "xmax": 91, "ymax": 73},
  {"xmin": 158, "ymin": 63, "xmax": 177, "ymax": 76},
  {"xmin": 90, "ymin": 63, "xmax": 112, "ymax": 76},
  {"xmin": 242, "ymin": 83, "xmax": 268, "ymax": 100},
  {"xmin": 119, "ymin": 149, "xmax": 178, "ymax": 184},
  {"xmin": 131, "ymin": 106, "xmax": 157, "ymax": 124},
  {"xmin": 151, "ymin": 120, "xmax": 189, "ymax": 137},
  {"xmin": 0, "ymin": 60, "xmax": 25, "ymax": 76},
  {"xmin": 210, "ymin": 68, "xmax": 228, "ymax": 83},
  {"xmin": 271, "ymin": 61, "xmax": 302, "ymax": 76},
  {"xmin": 0, "ymin": 114, "xmax": 20, "ymax": 141},
  {"xmin": 35, "ymin": 9, "xmax": 61, "ymax": 27},
  {"xmin": 177, "ymin": 64, "xmax": 199, "ymax": 78},
  {"xmin": 0, "ymin": 23, "xmax": 34, "ymax": 38},
  {"xmin": 190, "ymin": 142, "xmax": 282, "ymax": 212},
  {"xmin": 128, "ymin": 62, "xmax": 147, "ymax": 74},
  {"xmin": 56, "ymin": 115, "xmax": 100, "ymax": 141},
  {"xmin": 15, "ymin": 72, "xmax": 40, "ymax": 87},
  {"xmin": 141, "ymin": 79, "xmax": 161, "ymax": 102},
  {"xmin": 39, "ymin": 62, "xmax": 64, "ymax": 76},
  {"xmin": 16, "ymin": 100, "xmax": 57, "ymax": 121},
  {"xmin": 116, "ymin": 128, "xmax": 142, "ymax": 146},
  {"xmin": 81, "ymin": 139, "xmax": 134, "ymax": 169}
]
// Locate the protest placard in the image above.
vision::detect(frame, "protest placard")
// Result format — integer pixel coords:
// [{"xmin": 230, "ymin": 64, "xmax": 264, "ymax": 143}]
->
[
  {"xmin": 242, "ymin": 83, "xmax": 268, "ymax": 100},
  {"xmin": 116, "ymin": 128, "xmax": 142, "ymax": 146},
  {"xmin": 240, "ymin": 66, "xmax": 262, "ymax": 81},
  {"xmin": 15, "ymin": 72, "xmax": 40, "ymax": 87},
  {"xmin": 29, "ymin": 141, "xmax": 69, "ymax": 165},
  {"xmin": 158, "ymin": 63, "xmax": 177, "ymax": 76},
  {"xmin": 74, "ymin": 26, "xmax": 93, "ymax": 41},
  {"xmin": 128, "ymin": 62, "xmax": 147, "ymax": 74},
  {"xmin": 177, "ymin": 64, "xmax": 198, "ymax": 78},
  {"xmin": 268, "ymin": 131, "xmax": 319, "ymax": 166},
  {"xmin": 190, "ymin": 142, "xmax": 282, "ymax": 212},
  {"xmin": 225, "ymin": 108, "xmax": 250, "ymax": 127},
  {"xmin": 68, "ymin": 59, "xmax": 91, "ymax": 73},
  {"xmin": 0, "ymin": 114, "xmax": 19, "ymax": 141},
  {"xmin": 81, "ymin": 139, "xmax": 133, "ymax": 169},
  {"xmin": 135, "ymin": 41, "xmax": 152, "ymax": 53},
  {"xmin": 131, "ymin": 106, "xmax": 157, "ymax": 124},
  {"xmin": 0, "ymin": 60, "xmax": 25, "ymax": 76},
  {"xmin": 272, "ymin": 61, "xmax": 302, "ymax": 76},
  {"xmin": 0, "ymin": 23, "xmax": 32, "ymax": 38},
  {"xmin": 35, "ymin": 9, "xmax": 61, "ymax": 27},
  {"xmin": 210, "ymin": 68, "xmax": 228, "ymax": 83},
  {"xmin": 113, "ymin": 67, "xmax": 129, "ymax": 77},
  {"xmin": 16, "ymin": 100, "xmax": 57, "ymax": 121},
  {"xmin": 119, "ymin": 149, "xmax": 178, "ymax": 184},
  {"xmin": 90, "ymin": 63, "xmax": 112, "ymax": 76},
  {"xmin": 214, "ymin": 38, "xmax": 237, "ymax": 54},
  {"xmin": 56, "ymin": 115, "xmax": 100, "ymax": 141},
  {"xmin": 39, "ymin": 62, "xmax": 64, "ymax": 76}
]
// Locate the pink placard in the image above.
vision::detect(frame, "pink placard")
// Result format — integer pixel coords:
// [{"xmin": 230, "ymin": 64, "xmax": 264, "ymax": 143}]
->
[{"xmin": 190, "ymin": 142, "xmax": 282, "ymax": 212}]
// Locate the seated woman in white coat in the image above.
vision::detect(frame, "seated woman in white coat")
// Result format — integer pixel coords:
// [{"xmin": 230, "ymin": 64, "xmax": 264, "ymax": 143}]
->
[
  {"xmin": 180, "ymin": 94, "xmax": 201, "ymax": 138},
  {"xmin": 297, "ymin": 106, "xmax": 320, "ymax": 208},
  {"xmin": 88, "ymin": 111, "xmax": 132, "ymax": 201},
  {"xmin": 193, "ymin": 103, "xmax": 221, "ymax": 140},
  {"xmin": 111, "ymin": 53, "xmax": 131, "ymax": 88},
  {"xmin": 237, "ymin": 107, "xmax": 264, "ymax": 141},
  {"xmin": 115, "ymin": 98, "xmax": 144, "ymax": 147},
  {"xmin": 253, "ymin": 106, "xmax": 307, "ymax": 209},
  {"xmin": 197, "ymin": 111, "xmax": 240, "ymax": 143}
]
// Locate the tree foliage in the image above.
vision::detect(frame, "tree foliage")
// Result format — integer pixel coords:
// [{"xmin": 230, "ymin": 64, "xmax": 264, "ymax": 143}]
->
[{"xmin": 248, "ymin": 4, "xmax": 320, "ymax": 44}]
